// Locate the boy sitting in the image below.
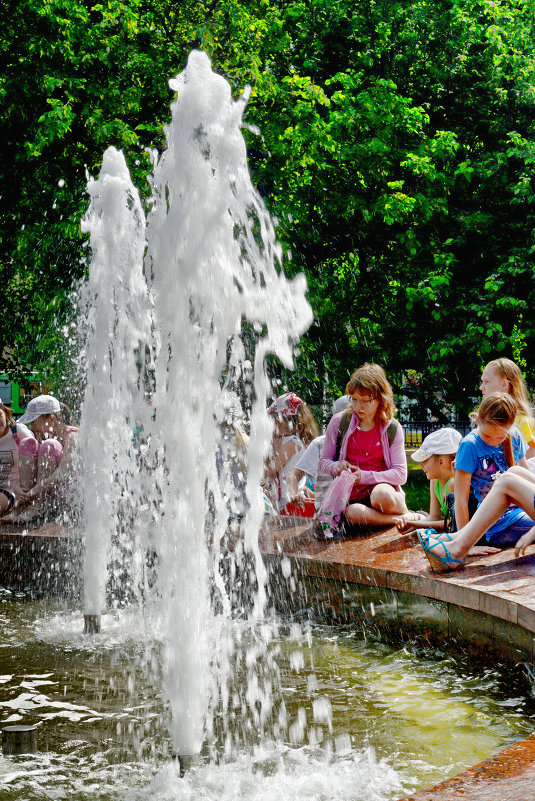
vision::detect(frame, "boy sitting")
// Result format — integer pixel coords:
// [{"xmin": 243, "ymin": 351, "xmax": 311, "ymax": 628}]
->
[{"xmin": 395, "ymin": 428, "xmax": 461, "ymax": 535}]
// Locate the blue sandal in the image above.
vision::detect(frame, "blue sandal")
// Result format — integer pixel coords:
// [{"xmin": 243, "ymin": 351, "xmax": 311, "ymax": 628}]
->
[
  {"xmin": 416, "ymin": 529, "xmax": 464, "ymax": 573},
  {"xmin": 417, "ymin": 528, "xmax": 453, "ymax": 548}
]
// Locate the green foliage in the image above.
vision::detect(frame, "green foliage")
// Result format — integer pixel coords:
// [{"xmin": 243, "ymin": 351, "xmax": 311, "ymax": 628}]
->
[
  {"xmin": 1, "ymin": 0, "xmax": 535, "ymax": 414},
  {"xmin": 0, "ymin": 0, "xmax": 201, "ymax": 377},
  {"xmin": 240, "ymin": 0, "xmax": 535, "ymax": 411}
]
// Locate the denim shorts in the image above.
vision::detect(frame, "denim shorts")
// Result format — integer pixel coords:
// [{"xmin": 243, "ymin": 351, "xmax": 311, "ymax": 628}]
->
[{"xmin": 487, "ymin": 509, "xmax": 535, "ymax": 548}]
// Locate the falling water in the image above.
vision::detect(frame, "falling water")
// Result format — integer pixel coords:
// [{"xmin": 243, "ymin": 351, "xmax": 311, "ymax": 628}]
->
[
  {"xmin": 79, "ymin": 50, "xmax": 313, "ymax": 761},
  {"xmin": 79, "ymin": 147, "xmax": 152, "ymax": 618}
]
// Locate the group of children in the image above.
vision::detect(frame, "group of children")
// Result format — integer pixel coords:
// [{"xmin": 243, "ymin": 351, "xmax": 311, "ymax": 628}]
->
[
  {"xmin": 264, "ymin": 358, "xmax": 535, "ymax": 572},
  {"xmin": 4, "ymin": 360, "xmax": 535, "ymax": 574}
]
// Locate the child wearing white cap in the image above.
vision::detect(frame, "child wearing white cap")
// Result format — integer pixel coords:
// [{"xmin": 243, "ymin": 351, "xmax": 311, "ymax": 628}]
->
[
  {"xmin": 264, "ymin": 392, "xmax": 318, "ymax": 514},
  {"xmin": 14, "ymin": 395, "xmax": 79, "ymax": 521},
  {"xmin": 395, "ymin": 428, "xmax": 462, "ymax": 535}
]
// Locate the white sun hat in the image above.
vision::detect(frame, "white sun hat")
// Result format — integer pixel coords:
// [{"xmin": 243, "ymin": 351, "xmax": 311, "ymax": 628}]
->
[
  {"xmin": 18, "ymin": 395, "xmax": 61, "ymax": 425},
  {"xmin": 411, "ymin": 427, "xmax": 462, "ymax": 462}
]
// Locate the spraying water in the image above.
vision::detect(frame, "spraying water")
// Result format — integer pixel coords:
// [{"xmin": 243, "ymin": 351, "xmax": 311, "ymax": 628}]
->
[
  {"xmin": 79, "ymin": 50, "xmax": 313, "ymax": 760},
  {"xmin": 79, "ymin": 147, "xmax": 152, "ymax": 619}
]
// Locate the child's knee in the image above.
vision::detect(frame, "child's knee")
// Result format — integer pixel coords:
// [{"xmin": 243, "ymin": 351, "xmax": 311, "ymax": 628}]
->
[
  {"xmin": 345, "ymin": 503, "xmax": 365, "ymax": 524},
  {"xmin": 495, "ymin": 471, "xmax": 517, "ymax": 492},
  {"xmin": 39, "ymin": 439, "xmax": 63, "ymax": 465},
  {"xmin": 505, "ymin": 465, "xmax": 523, "ymax": 478},
  {"xmin": 371, "ymin": 485, "xmax": 403, "ymax": 514},
  {"xmin": 18, "ymin": 438, "xmax": 38, "ymax": 459}
]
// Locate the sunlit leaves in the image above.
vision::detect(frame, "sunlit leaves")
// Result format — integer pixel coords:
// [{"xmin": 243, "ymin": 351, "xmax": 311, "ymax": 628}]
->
[{"xmin": 2, "ymin": 0, "xmax": 535, "ymax": 410}]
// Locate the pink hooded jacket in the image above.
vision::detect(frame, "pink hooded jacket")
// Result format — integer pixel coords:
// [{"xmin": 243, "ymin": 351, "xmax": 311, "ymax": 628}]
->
[{"xmin": 318, "ymin": 410, "xmax": 407, "ymax": 489}]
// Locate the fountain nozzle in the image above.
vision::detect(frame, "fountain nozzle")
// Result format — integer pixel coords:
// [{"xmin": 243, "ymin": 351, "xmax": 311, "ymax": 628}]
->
[
  {"xmin": 2, "ymin": 725, "xmax": 37, "ymax": 755},
  {"xmin": 84, "ymin": 614, "xmax": 101, "ymax": 634},
  {"xmin": 172, "ymin": 753, "xmax": 198, "ymax": 777}
]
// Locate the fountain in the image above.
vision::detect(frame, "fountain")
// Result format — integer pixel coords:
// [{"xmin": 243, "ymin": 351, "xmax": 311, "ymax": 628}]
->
[
  {"xmin": 79, "ymin": 48, "xmax": 313, "ymax": 767},
  {"xmin": 2, "ymin": 50, "xmax": 535, "ymax": 801}
]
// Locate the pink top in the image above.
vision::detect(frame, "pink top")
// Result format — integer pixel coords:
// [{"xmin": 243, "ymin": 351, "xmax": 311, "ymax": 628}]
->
[
  {"xmin": 346, "ymin": 424, "xmax": 386, "ymax": 500},
  {"xmin": 319, "ymin": 411, "xmax": 407, "ymax": 490},
  {"xmin": 0, "ymin": 423, "xmax": 35, "ymax": 498}
]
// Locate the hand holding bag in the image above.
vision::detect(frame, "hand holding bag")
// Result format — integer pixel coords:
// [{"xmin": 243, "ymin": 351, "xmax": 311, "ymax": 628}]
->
[{"xmin": 315, "ymin": 469, "xmax": 356, "ymax": 539}]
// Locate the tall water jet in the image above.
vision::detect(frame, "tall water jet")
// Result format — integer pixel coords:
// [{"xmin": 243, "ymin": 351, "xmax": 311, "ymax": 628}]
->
[
  {"xmin": 79, "ymin": 146, "xmax": 152, "ymax": 623},
  {"xmin": 145, "ymin": 50, "xmax": 312, "ymax": 760},
  {"xmin": 78, "ymin": 50, "xmax": 312, "ymax": 761}
]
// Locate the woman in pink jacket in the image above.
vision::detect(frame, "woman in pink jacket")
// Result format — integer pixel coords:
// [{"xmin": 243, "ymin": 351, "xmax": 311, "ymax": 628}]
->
[{"xmin": 319, "ymin": 363, "xmax": 408, "ymax": 531}]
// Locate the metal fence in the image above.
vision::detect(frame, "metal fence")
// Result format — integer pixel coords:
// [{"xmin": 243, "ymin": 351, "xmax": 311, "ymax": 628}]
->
[{"xmin": 402, "ymin": 420, "xmax": 473, "ymax": 449}]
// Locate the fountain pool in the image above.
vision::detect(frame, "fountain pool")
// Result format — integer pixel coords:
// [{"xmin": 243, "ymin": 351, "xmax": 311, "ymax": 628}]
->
[{"xmin": 1, "ymin": 595, "xmax": 534, "ymax": 800}]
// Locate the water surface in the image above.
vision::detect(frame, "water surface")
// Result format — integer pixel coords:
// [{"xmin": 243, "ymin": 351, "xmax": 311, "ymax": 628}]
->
[{"xmin": 0, "ymin": 594, "xmax": 533, "ymax": 800}]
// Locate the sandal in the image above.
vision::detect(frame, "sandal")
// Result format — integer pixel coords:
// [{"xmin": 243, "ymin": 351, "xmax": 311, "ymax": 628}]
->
[
  {"xmin": 416, "ymin": 528, "xmax": 464, "ymax": 573},
  {"xmin": 0, "ymin": 488, "xmax": 16, "ymax": 514}
]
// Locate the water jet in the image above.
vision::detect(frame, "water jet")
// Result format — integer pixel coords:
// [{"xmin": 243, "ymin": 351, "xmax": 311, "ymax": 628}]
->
[{"xmin": 78, "ymin": 48, "xmax": 312, "ymax": 765}]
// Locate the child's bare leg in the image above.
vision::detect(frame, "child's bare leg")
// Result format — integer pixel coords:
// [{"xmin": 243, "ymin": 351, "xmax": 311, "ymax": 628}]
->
[
  {"xmin": 434, "ymin": 470, "xmax": 535, "ymax": 560},
  {"xmin": 19, "ymin": 453, "xmax": 37, "ymax": 490},
  {"xmin": 503, "ymin": 464, "xmax": 535, "ymax": 483},
  {"xmin": 371, "ymin": 484, "xmax": 408, "ymax": 513},
  {"xmin": 37, "ymin": 451, "xmax": 58, "ymax": 483},
  {"xmin": 345, "ymin": 485, "xmax": 408, "ymax": 527}
]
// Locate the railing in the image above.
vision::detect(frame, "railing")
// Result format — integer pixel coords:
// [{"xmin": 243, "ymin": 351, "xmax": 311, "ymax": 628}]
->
[{"xmin": 402, "ymin": 420, "xmax": 472, "ymax": 449}]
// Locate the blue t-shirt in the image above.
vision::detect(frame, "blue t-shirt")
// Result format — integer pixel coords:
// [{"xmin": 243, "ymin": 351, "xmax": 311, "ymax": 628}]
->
[{"xmin": 455, "ymin": 427, "xmax": 527, "ymax": 537}]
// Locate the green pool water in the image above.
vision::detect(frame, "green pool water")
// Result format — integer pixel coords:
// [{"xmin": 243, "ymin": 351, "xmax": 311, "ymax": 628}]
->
[{"xmin": 0, "ymin": 593, "xmax": 533, "ymax": 801}]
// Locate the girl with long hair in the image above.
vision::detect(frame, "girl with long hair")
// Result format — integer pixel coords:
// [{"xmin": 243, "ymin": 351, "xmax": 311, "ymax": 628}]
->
[
  {"xmin": 264, "ymin": 392, "xmax": 318, "ymax": 514},
  {"xmin": 417, "ymin": 465, "xmax": 535, "ymax": 572},
  {"xmin": 319, "ymin": 363, "xmax": 408, "ymax": 530},
  {"xmin": 418, "ymin": 392, "xmax": 535, "ymax": 571},
  {"xmin": 480, "ymin": 358, "xmax": 535, "ymax": 458}
]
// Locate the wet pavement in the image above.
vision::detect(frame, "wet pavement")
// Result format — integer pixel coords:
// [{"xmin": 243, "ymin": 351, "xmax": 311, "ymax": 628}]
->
[
  {"xmin": 400, "ymin": 731, "xmax": 535, "ymax": 800},
  {"xmin": 259, "ymin": 518, "xmax": 535, "ymax": 642}
]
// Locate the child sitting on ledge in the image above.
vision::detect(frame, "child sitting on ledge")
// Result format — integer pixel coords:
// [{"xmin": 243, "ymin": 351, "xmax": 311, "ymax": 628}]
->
[{"xmin": 395, "ymin": 428, "xmax": 462, "ymax": 535}]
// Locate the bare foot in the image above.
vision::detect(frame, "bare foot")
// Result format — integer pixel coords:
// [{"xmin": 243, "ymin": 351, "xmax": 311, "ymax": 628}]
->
[{"xmin": 1, "ymin": 507, "xmax": 42, "ymax": 524}]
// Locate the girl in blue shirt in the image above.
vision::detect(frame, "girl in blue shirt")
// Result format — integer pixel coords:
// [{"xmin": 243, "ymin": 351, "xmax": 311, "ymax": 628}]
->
[
  {"xmin": 454, "ymin": 392, "xmax": 533, "ymax": 547},
  {"xmin": 417, "ymin": 393, "xmax": 535, "ymax": 572}
]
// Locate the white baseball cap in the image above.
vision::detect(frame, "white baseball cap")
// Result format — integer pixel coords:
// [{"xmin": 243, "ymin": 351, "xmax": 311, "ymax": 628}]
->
[
  {"xmin": 18, "ymin": 394, "xmax": 61, "ymax": 425},
  {"xmin": 411, "ymin": 427, "xmax": 462, "ymax": 462}
]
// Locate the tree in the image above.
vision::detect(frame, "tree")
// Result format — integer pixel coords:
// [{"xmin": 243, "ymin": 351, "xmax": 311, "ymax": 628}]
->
[
  {"xmin": 229, "ymin": 0, "xmax": 535, "ymax": 412},
  {"xmin": 2, "ymin": 0, "xmax": 535, "ymax": 417},
  {"xmin": 0, "ymin": 0, "xmax": 203, "ymax": 374}
]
